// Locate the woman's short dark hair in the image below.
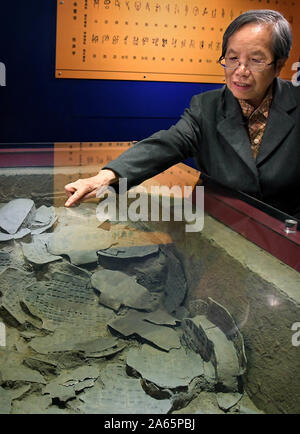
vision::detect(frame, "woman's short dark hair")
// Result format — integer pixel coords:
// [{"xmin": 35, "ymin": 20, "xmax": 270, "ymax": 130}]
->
[{"xmin": 220, "ymin": 9, "xmax": 292, "ymax": 62}]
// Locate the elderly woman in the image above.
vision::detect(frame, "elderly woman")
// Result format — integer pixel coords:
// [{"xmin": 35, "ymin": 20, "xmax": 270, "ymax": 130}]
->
[{"xmin": 65, "ymin": 9, "xmax": 300, "ymax": 218}]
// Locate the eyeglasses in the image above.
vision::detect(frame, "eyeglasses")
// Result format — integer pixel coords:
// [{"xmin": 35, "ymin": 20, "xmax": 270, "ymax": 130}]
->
[{"xmin": 219, "ymin": 56, "xmax": 275, "ymax": 72}]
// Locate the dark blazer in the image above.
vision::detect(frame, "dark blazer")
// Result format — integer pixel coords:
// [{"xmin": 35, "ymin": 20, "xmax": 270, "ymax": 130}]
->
[{"xmin": 106, "ymin": 78, "xmax": 300, "ymax": 217}]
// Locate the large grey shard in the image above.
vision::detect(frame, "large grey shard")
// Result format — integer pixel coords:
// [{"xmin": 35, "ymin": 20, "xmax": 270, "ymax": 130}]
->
[
  {"xmin": 183, "ymin": 315, "xmax": 240, "ymax": 392},
  {"xmin": 72, "ymin": 337, "xmax": 125, "ymax": 358},
  {"xmin": 43, "ymin": 366, "xmax": 99, "ymax": 402},
  {"xmin": 97, "ymin": 245, "xmax": 159, "ymax": 259},
  {"xmin": 46, "ymin": 260, "xmax": 91, "ymax": 281},
  {"xmin": 23, "ymin": 355, "xmax": 60, "ymax": 376},
  {"xmin": 31, "ymin": 205, "xmax": 54, "ymax": 227},
  {"xmin": 108, "ymin": 310, "xmax": 181, "ymax": 351},
  {"xmin": 0, "ymin": 266, "xmax": 35, "ymax": 297},
  {"xmin": 126, "ymin": 345, "xmax": 204, "ymax": 389},
  {"xmin": 161, "ymin": 246, "xmax": 187, "ymax": 314},
  {"xmin": 98, "ymin": 244, "xmax": 166, "ymax": 294},
  {"xmin": 0, "ymin": 232, "xmax": 14, "ymax": 242},
  {"xmin": 205, "ymin": 325, "xmax": 240, "ymax": 392},
  {"xmin": 143, "ymin": 309, "xmax": 179, "ymax": 326},
  {"xmin": 0, "ymin": 198, "xmax": 35, "ymax": 234},
  {"xmin": 47, "ymin": 225, "xmax": 113, "ymax": 265},
  {"xmin": 58, "ymin": 366, "xmax": 99, "ymax": 385},
  {"xmin": 0, "ymin": 385, "xmax": 31, "ymax": 414},
  {"xmin": 29, "ymin": 324, "xmax": 110, "ymax": 352},
  {"xmin": 22, "ymin": 272, "xmax": 114, "ymax": 331},
  {"xmin": 30, "ymin": 205, "xmax": 57, "ymax": 235},
  {"xmin": 21, "ymin": 238, "xmax": 62, "ymax": 265},
  {"xmin": 91, "ymin": 269, "xmax": 155, "ymax": 312},
  {"xmin": 0, "ymin": 227, "xmax": 31, "ymax": 242},
  {"xmin": 31, "ymin": 217, "xmax": 57, "ymax": 236},
  {"xmin": 30, "ymin": 328, "xmax": 119, "ymax": 355},
  {"xmin": 0, "ymin": 267, "xmax": 37, "ymax": 326},
  {"xmin": 182, "ymin": 316, "xmax": 214, "ymax": 362},
  {"xmin": 206, "ymin": 297, "xmax": 247, "ymax": 374},
  {"xmin": 0, "ymin": 349, "xmax": 46, "ymax": 384},
  {"xmin": 77, "ymin": 364, "xmax": 171, "ymax": 414}
]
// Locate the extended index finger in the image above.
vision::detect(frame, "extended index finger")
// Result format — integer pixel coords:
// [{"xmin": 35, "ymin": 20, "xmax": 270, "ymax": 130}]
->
[
  {"xmin": 64, "ymin": 187, "xmax": 89, "ymax": 207},
  {"xmin": 64, "ymin": 191, "xmax": 80, "ymax": 207}
]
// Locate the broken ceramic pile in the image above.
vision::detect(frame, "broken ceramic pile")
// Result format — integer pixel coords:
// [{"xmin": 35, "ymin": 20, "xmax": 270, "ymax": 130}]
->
[
  {"xmin": 0, "ymin": 201, "xmax": 262, "ymax": 414},
  {"xmin": 0, "ymin": 199, "xmax": 115, "ymax": 267},
  {"xmin": 0, "ymin": 199, "xmax": 57, "ymax": 242},
  {"xmin": 181, "ymin": 297, "xmax": 247, "ymax": 401},
  {"xmin": 97, "ymin": 243, "xmax": 188, "ymax": 315}
]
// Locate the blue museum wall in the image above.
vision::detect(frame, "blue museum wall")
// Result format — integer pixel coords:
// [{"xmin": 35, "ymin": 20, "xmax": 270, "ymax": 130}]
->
[{"xmin": 0, "ymin": 0, "xmax": 222, "ymax": 145}]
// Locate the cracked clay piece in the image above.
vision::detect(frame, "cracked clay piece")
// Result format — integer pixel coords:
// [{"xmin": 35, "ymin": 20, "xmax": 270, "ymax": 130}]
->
[
  {"xmin": 22, "ymin": 272, "xmax": 114, "ymax": 331},
  {"xmin": 91, "ymin": 269, "xmax": 155, "ymax": 312},
  {"xmin": 161, "ymin": 246, "xmax": 187, "ymax": 314},
  {"xmin": 31, "ymin": 205, "xmax": 54, "ymax": 226},
  {"xmin": 77, "ymin": 364, "xmax": 171, "ymax": 414},
  {"xmin": 43, "ymin": 366, "xmax": 99, "ymax": 402},
  {"xmin": 97, "ymin": 245, "xmax": 159, "ymax": 259},
  {"xmin": 182, "ymin": 316, "xmax": 214, "ymax": 362},
  {"xmin": 127, "ymin": 345, "xmax": 204, "ymax": 389},
  {"xmin": 0, "ymin": 228, "xmax": 31, "ymax": 242},
  {"xmin": 0, "ymin": 267, "xmax": 37, "ymax": 326},
  {"xmin": 21, "ymin": 238, "xmax": 62, "ymax": 265},
  {"xmin": 30, "ymin": 205, "xmax": 57, "ymax": 235},
  {"xmin": 0, "ymin": 198, "xmax": 35, "ymax": 234},
  {"xmin": 46, "ymin": 260, "xmax": 91, "ymax": 281},
  {"xmin": 108, "ymin": 310, "xmax": 181, "ymax": 351},
  {"xmin": 182, "ymin": 315, "xmax": 240, "ymax": 392},
  {"xmin": 0, "ymin": 385, "xmax": 31, "ymax": 414},
  {"xmin": 206, "ymin": 297, "xmax": 247, "ymax": 375},
  {"xmin": 143, "ymin": 308, "xmax": 179, "ymax": 326},
  {"xmin": 0, "ymin": 349, "xmax": 46, "ymax": 385},
  {"xmin": 29, "ymin": 331, "xmax": 119, "ymax": 356}
]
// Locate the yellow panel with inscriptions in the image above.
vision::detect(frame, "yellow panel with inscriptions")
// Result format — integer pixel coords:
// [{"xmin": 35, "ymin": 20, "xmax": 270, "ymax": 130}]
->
[{"xmin": 56, "ymin": 0, "xmax": 299, "ymax": 83}]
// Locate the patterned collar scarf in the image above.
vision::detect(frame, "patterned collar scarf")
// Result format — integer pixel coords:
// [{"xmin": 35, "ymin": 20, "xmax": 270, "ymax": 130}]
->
[{"xmin": 238, "ymin": 85, "xmax": 273, "ymax": 160}]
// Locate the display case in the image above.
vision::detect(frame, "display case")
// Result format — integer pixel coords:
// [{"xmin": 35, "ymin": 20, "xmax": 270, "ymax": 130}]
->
[{"xmin": 0, "ymin": 143, "xmax": 299, "ymax": 415}]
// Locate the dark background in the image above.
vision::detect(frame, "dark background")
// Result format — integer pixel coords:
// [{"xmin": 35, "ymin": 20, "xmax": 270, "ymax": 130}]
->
[{"xmin": 0, "ymin": 1, "xmax": 222, "ymax": 144}]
